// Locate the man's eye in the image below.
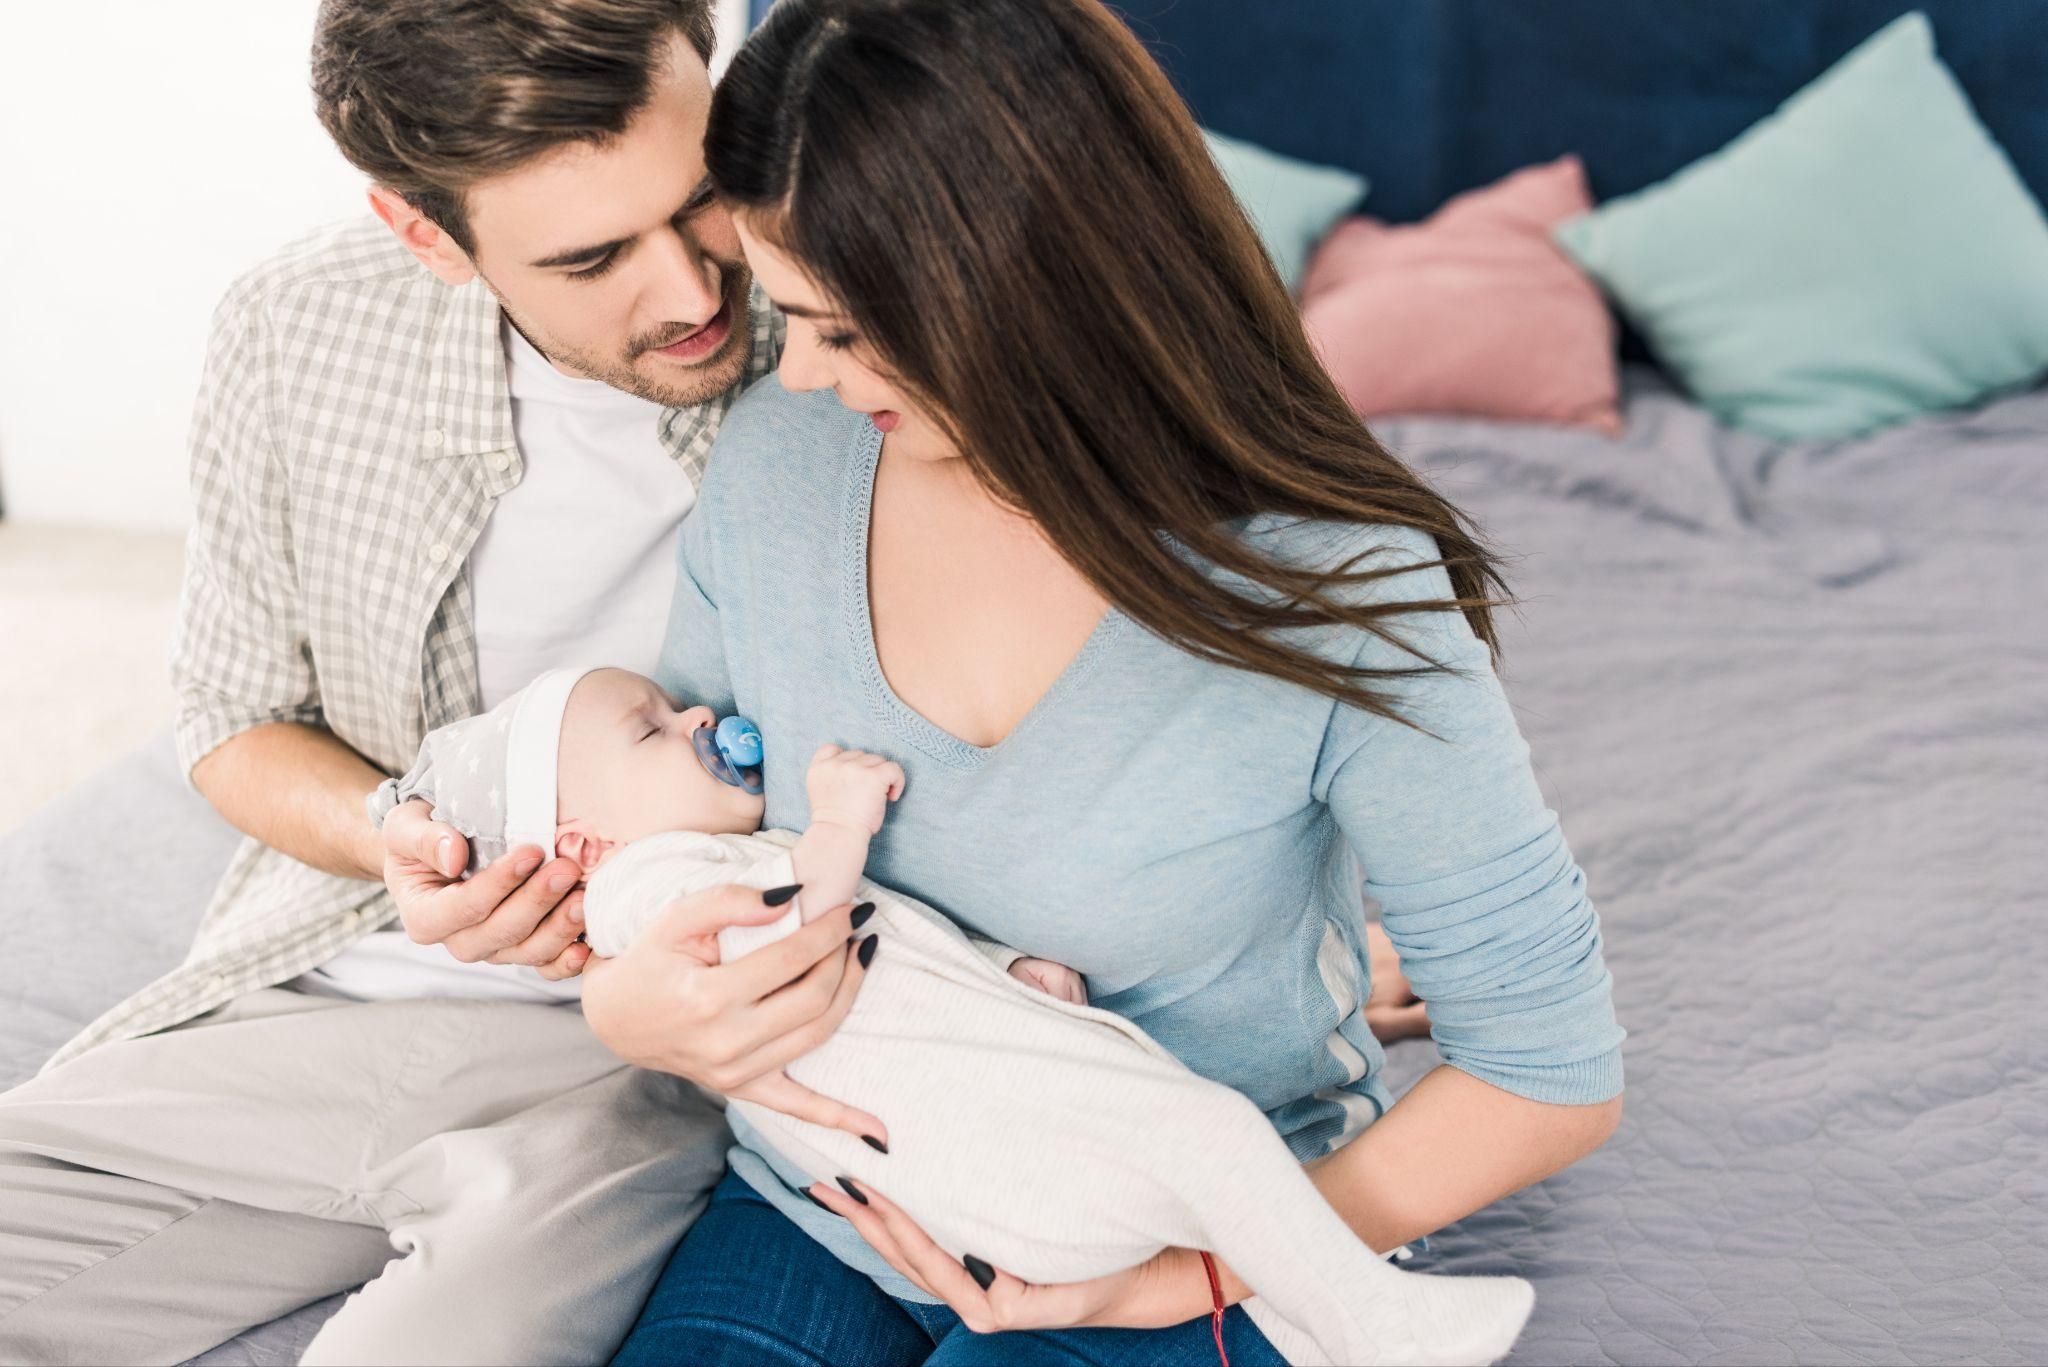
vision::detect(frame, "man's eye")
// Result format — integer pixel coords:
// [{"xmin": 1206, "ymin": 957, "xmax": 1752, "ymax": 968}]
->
[
  {"xmin": 819, "ymin": 331, "xmax": 858, "ymax": 352},
  {"xmin": 568, "ymin": 252, "xmax": 620, "ymax": 282}
]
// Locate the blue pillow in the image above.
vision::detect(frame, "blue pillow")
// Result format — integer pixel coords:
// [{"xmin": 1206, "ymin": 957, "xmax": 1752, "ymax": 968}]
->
[
  {"xmin": 1203, "ymin": 129, "xmax": 1367, "ymax": 294},
  {"xmin": 1553, "ymin": 12, "xmax": 2048, "ymax": 442}
]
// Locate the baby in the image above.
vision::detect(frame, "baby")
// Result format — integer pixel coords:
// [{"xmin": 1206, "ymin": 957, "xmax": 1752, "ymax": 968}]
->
[{"xmin": 370, "ymin": 666, "xmax": 1535, "ymax": 1367}]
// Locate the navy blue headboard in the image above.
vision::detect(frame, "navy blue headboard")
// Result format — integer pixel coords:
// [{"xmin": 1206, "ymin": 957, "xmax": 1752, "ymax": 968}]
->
[{"xmin": 1109, "ymin": 0, "xmax": 2048, "ymax": 224}]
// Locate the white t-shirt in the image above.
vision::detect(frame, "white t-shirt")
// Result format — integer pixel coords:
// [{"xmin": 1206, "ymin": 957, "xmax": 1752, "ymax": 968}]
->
[{"xmin": 310, "ymin": 320, "xmax": 699, "ymax": 1005}]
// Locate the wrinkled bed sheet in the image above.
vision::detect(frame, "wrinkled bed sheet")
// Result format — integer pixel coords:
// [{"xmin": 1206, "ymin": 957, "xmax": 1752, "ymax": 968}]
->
[{"xmin": 3, "ymin": 366, "xmax": 2043, "ymax": 1364}]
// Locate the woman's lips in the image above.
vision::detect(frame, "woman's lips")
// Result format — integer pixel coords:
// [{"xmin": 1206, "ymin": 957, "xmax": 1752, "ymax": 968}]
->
[{"xmin": 653, "ymin": 299, "xmax": 734, "ymax": 364}]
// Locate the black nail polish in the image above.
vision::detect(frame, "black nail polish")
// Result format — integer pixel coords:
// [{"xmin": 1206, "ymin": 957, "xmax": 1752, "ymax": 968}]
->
[
  {"xmin": 836, "ymin": 1176, "xmax": 869, "ymax": 1206},
  {"xmin": 804, "ymin": 1189, "xmax": 836, "ymax": 1214},
  {"xmin": 862, "ymin": 1133, "xmax": 889, "ymax": 1154},
  {"xmin": 763, "ymin": 883, "xmax": 803, "ymax": 907},
  {"xmin": 857, "ymin": 934, "xmax": 879, "ymax": 968},
  {"xmin": 850, "ymin": 901, "xmax": 876, "ymax": 930},
  {"xmin": 964, "ymin": 1255, "xmax": 996, "ymax": 1291}
]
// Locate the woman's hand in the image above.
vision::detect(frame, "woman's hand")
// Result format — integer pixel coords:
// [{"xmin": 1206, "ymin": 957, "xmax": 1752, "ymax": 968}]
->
[
  {"xmin": 382, "ymin": 798, "xmax": 591, "ymax": 979},
  {"xmin": 808, "ymin": 1178, "xmax": 1217, "ymax": 1332},
  {"xmin": 581, "ymin": 885, "xmax": 888, "ymax": 1145},
  {"xmin": 1364, "ymin": 919, "xmax": 1430, "ymax": 1043}
]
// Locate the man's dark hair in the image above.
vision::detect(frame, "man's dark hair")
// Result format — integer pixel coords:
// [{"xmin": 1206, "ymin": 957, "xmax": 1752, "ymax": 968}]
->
[{"xmin": 312, "ymin": 0, "xmax": 718, "ymax": 253}]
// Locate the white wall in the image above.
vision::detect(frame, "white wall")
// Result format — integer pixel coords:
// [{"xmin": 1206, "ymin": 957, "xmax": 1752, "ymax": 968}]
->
[
  {"xmin": 0, "ymin": 0, "xmax": 753, "ymax": 531},
  {"xmin": 0, "ymin": 3, "xmax": 364, "ymax": 529}
]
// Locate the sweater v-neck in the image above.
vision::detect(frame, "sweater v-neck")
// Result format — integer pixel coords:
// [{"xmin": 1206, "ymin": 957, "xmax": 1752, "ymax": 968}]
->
[{"xmin": 840, "ymin": 424, "xmax": 1125, "ymax": 770}]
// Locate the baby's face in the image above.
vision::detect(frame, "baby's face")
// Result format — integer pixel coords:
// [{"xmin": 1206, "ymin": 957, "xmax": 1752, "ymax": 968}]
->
[{"xmin": 553, "ymin": 669, "xmax": 766, "ymax": 869}]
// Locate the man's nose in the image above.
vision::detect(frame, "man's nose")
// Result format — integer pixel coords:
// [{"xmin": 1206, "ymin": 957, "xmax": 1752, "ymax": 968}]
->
[{"xmin": 642, "ymin": 226, "xmax": 726, "ymax": 325}]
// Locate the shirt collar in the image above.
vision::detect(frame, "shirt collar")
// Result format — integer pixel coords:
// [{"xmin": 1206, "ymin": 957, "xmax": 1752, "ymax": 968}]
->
[{"xmin": 418, "ymin": 274, "xmax": 515, "ymax": 460}]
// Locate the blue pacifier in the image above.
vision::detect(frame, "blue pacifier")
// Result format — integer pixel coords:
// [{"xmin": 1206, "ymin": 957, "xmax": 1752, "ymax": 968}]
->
[{"xmin": 692, "ymin": 715, "xmax": 765, "ymax": 795}]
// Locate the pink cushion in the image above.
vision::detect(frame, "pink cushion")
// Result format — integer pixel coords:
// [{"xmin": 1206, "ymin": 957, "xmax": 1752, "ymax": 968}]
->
[{"xmin": 1300, "ymin": 155, "xmax": 1622, "ymax": 435}]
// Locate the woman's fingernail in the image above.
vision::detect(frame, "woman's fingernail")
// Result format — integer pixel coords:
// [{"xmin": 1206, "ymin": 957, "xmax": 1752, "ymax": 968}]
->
[
  {"xmin": 862, "ymin": 1133, "xmax": 888, "ymax": 1154},
  {"xmin": 764, "ymin": 884, "xmax": 803, "ymax": 907},
  {"xmin": 437, "ymin": 836, "xmax": 457, "ymax": 870},
  {"xmin": 964, "ymin": 1254, "xmax": 995, "ymax": 1290},
  {"xmin": 835, "ymin": 1176, "xmax": 868, "ymax": 1206},
  {"xmin": 550, "ymin": 870, "xmax": 576, "ymax": 893},
  {"xmin": 566, "ymin": 896, "xmax": 585, "ymax": 926},
  {"xmin": 857, "ymin": 934, "xmax": 879, "ymax": 969},
  {"xmin": 850, "ymin": 901, "xmax": 876, "ymax": 930}
]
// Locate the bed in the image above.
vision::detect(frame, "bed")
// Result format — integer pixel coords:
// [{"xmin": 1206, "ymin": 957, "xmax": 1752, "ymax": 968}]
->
[
  {"xmin": 1121, "ymin": 3, "xmax": 2048, "ymax": 1359},
  {"xmin": 8, "ymin": 2, "xmax": 2048, "ymax": 1362}
]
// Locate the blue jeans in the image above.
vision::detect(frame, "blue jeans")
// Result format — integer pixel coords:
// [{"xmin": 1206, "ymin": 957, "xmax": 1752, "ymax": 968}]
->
[{"xmin": 613, "ymin": 1170, "xmax": 1286, "ymax": 1367}]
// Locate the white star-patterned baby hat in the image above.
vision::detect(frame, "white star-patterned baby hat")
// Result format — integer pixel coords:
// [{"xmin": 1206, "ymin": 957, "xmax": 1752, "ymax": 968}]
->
[{"xmin": 367, "ymin": 665, "xmax": 604, "ymax": 876}]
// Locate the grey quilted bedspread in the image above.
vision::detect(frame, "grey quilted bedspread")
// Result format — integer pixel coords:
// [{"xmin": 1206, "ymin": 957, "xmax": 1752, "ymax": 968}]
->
[{"xmin": 3, "ymin": 367, "xmax": 2043, "ymax": 1364}]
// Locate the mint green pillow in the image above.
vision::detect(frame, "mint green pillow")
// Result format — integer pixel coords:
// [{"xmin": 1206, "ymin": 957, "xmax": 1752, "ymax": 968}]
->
[
  {"xmin": 1203, "ymin": 129, "xmax": 1367, "ymax": 294},
  {"xmin": 1553, "ymin": 12, "xmax": 2048, "ymax": 441}
]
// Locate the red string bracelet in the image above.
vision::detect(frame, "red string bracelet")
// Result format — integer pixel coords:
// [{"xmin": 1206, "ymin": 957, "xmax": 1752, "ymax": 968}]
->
[{"xmin": 1200, "ymin": 1250, "xmax": 1230, "ymax": 1367}]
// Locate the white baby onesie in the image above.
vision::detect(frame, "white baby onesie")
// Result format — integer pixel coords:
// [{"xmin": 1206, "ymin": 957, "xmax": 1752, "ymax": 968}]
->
[{"xmin": 584, "ymin": 830, "xmax": 1535, "ymax": 1367}]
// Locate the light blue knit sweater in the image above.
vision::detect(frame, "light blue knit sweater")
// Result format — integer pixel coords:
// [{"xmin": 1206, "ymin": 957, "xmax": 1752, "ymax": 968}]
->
[{"xmin": 656, "ymin": 376, "xmax": 1625, "ymax": 1299}]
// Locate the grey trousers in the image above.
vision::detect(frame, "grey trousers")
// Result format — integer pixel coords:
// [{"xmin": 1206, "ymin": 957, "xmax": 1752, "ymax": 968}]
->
[{"xmin": 0, "ymin": 987, "xmax": 731, "ymax": 1366}]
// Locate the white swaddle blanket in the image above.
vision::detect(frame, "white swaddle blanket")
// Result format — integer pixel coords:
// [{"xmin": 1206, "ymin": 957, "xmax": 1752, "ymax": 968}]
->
[{"xmin": 585, "ymin": 829, "xmax": 1535, "ymax": 1366}]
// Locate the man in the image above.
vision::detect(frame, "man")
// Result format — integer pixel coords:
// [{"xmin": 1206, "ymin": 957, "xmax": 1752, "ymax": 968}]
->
[{"xmin": 0, "ymin": 3, "xmax": 859, "ymax": 1362}]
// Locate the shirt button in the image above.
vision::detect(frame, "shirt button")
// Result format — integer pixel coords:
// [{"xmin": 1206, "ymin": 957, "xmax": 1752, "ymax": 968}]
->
[
  {"xmin": 428, "ymin": 543, "xmax": 451, "ymax": 565},
  {"xmin": 423, "ymin": 428, "xmax": 446, "ymax": 450},
  {"xmin": 488, "ymin": 451, "xmax": 512, "ymax": 473}
]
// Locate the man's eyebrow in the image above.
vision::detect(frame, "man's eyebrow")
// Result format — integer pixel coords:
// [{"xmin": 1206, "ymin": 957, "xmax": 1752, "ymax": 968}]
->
[
  {"xmin": 529, "ymin": 235, "xmax": 632, "ymax": 271},
  {"xmin": 528, "ymin": 179, "xmax": 719, "ymax": 271}
]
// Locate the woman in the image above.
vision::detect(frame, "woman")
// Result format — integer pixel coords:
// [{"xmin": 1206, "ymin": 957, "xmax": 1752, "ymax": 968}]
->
[{"xmin": 587, "ymin": 1, "xmax": 1625, "ymax": 1362}]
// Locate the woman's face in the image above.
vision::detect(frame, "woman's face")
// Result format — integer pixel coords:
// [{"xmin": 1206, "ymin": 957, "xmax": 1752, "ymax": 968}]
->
[{"xmin": 735, "ymin": 211, "xmax": 955, "ymax": 462}]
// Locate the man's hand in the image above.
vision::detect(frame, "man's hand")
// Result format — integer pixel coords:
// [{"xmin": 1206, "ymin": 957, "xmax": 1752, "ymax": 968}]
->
[
  {"xmin": 381, "ymin": 798, "xmax": 591, "ymax": 980},
  {"xmin": 805, "ymin": 745, "xmax": 905, "ymax": 836},
  {"xmin": 1364, "ymin": 919, "xmax": 1430, "ymax": 1043},
  {"xmin": 581, "ymin": 885, "xmax": 886, "ymax": 1145}
]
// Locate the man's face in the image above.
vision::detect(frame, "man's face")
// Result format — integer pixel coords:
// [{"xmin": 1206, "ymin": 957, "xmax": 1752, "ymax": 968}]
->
[{"xmin": 462, "ymin": 35, "xmax": 752, "ymax": 407}]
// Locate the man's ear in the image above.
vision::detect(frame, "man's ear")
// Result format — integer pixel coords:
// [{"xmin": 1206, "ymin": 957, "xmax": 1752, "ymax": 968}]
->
[
  {"xmin": 367, "ymin": 185, "xmax": 478, "ymax": 287},
  {"xmin": 554, "ymin": 822, "xmax": 616, "ymax": 874}
]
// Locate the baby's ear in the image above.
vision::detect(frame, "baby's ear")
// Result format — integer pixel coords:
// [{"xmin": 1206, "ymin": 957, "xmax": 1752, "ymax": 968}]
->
[{"xmin": 554, "ymin": 821, "xmax": 616, "ymax": 874}]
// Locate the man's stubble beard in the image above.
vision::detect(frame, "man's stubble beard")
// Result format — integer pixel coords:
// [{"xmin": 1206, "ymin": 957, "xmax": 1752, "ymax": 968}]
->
[{"xmin": 490, "ymin": 263, "xmax": 755, "ymax": 409}]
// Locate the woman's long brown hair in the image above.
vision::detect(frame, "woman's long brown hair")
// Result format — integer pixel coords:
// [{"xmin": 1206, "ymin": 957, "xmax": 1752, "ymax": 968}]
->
[{"xmin": 707, "ymin": 0, "xmax": 1509, "ymax": 724}]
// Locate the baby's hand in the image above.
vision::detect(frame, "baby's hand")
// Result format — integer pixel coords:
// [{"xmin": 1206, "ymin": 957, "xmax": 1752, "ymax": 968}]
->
[
  {"xmin": 806, "ymin": 745, "xmax": 906, "ymax": 836},
  {"xmin": 1008, "ymin": 957, "xmax": 1088, "ymax": 1005}
]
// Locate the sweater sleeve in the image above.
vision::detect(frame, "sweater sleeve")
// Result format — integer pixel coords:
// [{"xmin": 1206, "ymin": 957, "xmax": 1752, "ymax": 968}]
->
[{"xmin": 1312, "ymin": 537, "xmax": 1625, "ymax": 1106}]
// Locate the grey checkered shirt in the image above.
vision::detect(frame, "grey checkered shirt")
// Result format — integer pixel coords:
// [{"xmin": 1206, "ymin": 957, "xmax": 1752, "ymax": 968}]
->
[{"xmin": 45, "ymin": 216, "xmax": 783, "ymax": 1072}]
